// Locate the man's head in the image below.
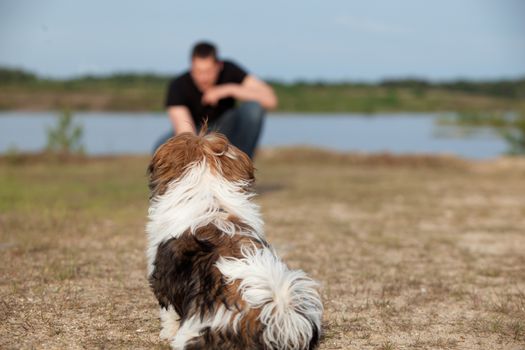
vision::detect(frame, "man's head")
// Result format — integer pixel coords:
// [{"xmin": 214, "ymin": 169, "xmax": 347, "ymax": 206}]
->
[{"xmin": 190, "ymin": 42, "xmax": 222, "ymax": 92}]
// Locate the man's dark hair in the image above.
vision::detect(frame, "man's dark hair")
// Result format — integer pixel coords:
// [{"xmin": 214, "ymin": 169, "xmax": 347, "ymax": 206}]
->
[{"xmin": 191, "ymin": 42, "xmax": 218, "ymax": 61}]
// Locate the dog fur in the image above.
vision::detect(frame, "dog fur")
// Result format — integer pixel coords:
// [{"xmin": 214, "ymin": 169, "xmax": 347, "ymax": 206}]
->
[{"xmin": 146, "ymin": 131, "xmax": 323, "ymax": 349}]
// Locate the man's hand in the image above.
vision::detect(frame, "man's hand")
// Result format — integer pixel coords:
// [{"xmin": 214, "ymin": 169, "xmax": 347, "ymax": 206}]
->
[
  {"xmin": 201, "ymin": 85, "xmax": 233, "ymax": 106},
  {"xmin": 230, "ymin": 76, "xmax": 278, "ymax": 110},
  {"xmin": 201, "ymin": 76, "xmax": 278, "ymax": 110}
]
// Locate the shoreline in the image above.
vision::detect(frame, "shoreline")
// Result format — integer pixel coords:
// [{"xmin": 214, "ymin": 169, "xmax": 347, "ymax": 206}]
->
[{"xmin": 2, "ymin": 147, "xmax": 524, "ymax": 167}]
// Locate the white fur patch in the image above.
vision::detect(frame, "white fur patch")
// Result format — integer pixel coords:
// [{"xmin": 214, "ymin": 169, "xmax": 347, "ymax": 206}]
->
[
  {"xmin": 171, "ymin": 305, "xmax": 238, "ymax": 349},
  {"xmin": 159, "ymin": 305, "xmax": 180, "ymax": 340},
  {"xmin": 146, "ymin": 160, "xmax": 264, "ymax": 276},
  {"xmin": 216, "ymin": 247, "xmax": 323, "ymax": 350}
]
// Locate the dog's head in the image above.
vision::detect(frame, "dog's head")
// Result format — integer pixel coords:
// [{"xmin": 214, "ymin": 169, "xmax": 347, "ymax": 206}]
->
[{"xmin": 148, "ymin": 131, "xmax": 254, "ymax": 198}]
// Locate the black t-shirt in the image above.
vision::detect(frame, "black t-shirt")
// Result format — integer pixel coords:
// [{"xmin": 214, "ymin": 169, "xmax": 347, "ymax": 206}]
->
[{"xmin": 165, "ymin": 60, "xmax": 248, "ymax": 126}]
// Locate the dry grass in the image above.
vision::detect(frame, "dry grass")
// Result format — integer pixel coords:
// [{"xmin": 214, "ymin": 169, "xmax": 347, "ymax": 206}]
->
[{"xmin": 1, "ymin": 150, "xmax": 524, "ymax": 349}]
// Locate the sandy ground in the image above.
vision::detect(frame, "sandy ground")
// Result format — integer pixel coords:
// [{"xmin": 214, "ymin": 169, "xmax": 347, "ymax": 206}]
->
[{"xmin": 1, "ymin": 150, "xmax": 524, "ymax": 349}]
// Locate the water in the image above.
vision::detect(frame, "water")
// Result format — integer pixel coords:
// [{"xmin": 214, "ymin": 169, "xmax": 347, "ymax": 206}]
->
[{"xmin": 0, "ymin": 111, "xmax": 508, "ymax": 159}]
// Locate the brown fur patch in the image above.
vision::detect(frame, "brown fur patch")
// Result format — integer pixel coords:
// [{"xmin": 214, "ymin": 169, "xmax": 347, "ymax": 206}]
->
[
  {"xmin": 150, "ymin": 224, "xmax": 268, "ymax": 349},
  {"xmin": 148, "ymin": 132, "xmax": 254, "ymax": 198}
]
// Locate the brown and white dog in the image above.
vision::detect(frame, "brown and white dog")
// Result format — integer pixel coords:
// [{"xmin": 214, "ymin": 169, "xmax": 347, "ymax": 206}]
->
[{"xmin": 146, "ymin": 131, "xmax": 323, "ymax": 350}]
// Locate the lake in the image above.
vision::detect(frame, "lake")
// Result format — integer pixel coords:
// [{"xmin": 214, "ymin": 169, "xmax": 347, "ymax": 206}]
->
[{"xmin": 0, "ymin": 111, "xmax": 508, "ymax": 159}]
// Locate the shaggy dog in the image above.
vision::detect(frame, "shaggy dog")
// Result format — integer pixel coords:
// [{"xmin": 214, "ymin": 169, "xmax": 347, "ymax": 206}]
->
[{"xmin": 146, "ymin": 131, "xmax": 323, "ymax": 350}]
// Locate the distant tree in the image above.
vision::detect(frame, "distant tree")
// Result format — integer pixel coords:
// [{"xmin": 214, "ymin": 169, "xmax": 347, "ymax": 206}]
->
[{"xmin": 0, "ymin": 67, "xmax": 37, "ymax": 84}]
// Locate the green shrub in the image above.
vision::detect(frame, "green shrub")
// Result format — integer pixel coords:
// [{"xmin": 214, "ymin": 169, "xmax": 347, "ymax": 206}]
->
[
  {"xmin": 46, "ymin": 110, "xmax": 84, "ymax": 155},
  {"xmin": 502, "ymin": 117, "xmax": 525, "ymax": 155}
]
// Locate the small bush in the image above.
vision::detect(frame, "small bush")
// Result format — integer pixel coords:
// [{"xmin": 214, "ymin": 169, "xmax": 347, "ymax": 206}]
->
[
  {"xmin": 502, "ymin": 116, "xmax": 525, "ymax": 155},
  {"xmin": 46, "ymin": 110, "xmax": 84, "ymax": 155}
]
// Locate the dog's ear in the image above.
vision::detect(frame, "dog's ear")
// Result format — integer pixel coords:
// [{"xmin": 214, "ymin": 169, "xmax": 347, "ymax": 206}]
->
[
  {"xmin": 147, "ymin": 161, "xmax": 156, "ymax": 196},
  {"xmin": 148, "ymin": 133, "xmax": 203, "ymax": 197},
  {"xmin": 203, "ymin": 132, "xmax": 255, "ymax": 185}
]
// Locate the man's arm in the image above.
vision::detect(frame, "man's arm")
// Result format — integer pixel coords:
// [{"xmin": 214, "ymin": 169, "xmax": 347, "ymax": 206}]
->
[
  {"xmin": 234, "ymin": 75, "xmax": 278, "ymax": 110},
  {"xmin": 201, "ymin": 75, "xmax": 278, "ymax": 110},
  {"xmin": 167, "ymin": 106, "xmax": 196, "ymax": 135}
]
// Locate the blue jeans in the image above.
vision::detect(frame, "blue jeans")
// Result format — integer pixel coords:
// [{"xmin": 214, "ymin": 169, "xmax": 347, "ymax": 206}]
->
[{"xmin": 154, "ymin": 101, "xmax": 265, "ymax": 159}]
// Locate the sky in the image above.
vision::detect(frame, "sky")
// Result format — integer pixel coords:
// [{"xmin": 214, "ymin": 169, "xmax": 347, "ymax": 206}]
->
[{"xmin": 1, "ymin": 0, "xmax": 524, "ymax": 82}]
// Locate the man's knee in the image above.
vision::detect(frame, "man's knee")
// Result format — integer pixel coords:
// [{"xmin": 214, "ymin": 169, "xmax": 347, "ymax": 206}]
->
[{"xmin": 238, "ymin": 101, "xmax": 265, "ymax": 123}]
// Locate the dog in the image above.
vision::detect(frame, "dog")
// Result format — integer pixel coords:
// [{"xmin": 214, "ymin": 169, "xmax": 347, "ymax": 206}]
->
[{"xmin": 146, "ymin": 131, "xmax": 323, "ymax": 350}]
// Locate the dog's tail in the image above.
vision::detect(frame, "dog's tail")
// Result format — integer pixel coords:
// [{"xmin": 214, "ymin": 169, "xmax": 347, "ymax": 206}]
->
[{"xmin": 213, "ymin": 247, "xmax": 323, "ymax": 350}]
